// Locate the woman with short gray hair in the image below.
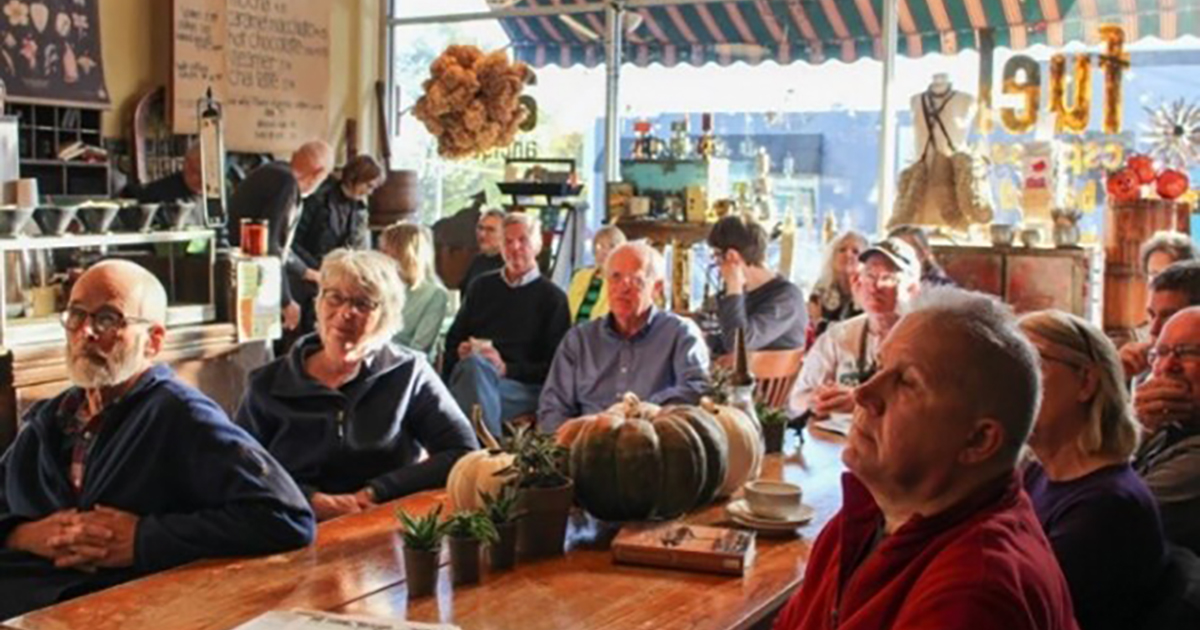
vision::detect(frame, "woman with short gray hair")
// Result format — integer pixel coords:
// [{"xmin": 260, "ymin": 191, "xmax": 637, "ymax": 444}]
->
[
  {"xmin": 1018, "ymin": 310, "xmax": 1167, "ymax": 630},
  {"xmin": 236, "ymin": 248, "xmax": 477, "ymax": 521}
]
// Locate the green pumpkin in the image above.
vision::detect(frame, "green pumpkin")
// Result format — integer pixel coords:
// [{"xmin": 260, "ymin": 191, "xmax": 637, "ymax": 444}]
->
[{"xmin": 563, "ymin": 401, "xmax": 729, "ymax": 522}]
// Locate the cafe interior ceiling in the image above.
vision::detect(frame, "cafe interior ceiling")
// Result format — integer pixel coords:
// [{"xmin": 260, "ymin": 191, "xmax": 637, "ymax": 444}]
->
[{"xmin": 491, "ymin": 0, "xmax": 1199, "ymax": 68}]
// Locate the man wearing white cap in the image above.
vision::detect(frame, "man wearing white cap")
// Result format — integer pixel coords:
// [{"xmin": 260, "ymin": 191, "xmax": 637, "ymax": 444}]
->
[{"xmin": 790, "ymin": 237, "xmax": 922, "ymax": 418}]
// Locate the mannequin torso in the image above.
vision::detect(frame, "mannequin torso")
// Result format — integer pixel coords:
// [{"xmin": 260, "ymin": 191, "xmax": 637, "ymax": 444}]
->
[{"xmin": 911, "ymin": 78, "xmax": 978, "ymax": 157}]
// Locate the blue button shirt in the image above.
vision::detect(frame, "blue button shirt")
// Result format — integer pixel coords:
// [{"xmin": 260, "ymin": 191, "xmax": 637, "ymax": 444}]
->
[{"xmin": 537, "ymin": 308, "xmax": 710, "ymax": 431}]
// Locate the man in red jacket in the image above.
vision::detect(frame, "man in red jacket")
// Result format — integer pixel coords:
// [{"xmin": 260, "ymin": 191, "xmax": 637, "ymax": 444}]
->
[{"xmin": 774, "ymin": 286, "xmax": 1079, "ymax": 630}]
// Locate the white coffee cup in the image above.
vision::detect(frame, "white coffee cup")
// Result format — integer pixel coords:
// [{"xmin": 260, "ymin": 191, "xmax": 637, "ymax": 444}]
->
[
  {"xmin": 469, "ymin": 337, "xmax": 494, "ymax": 354},
  {"xmin": 743, "ymin": 480, "xmax": 803, "ymax": 520}
]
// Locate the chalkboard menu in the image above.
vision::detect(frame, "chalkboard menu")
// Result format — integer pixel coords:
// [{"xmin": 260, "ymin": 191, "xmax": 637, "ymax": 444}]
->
[
  {"xmin": 0, "ymin": 0, "xmax": 110, "ymax": 107},
  {"xmin": 172, "ymin": 0, "xmax": 331, "ymax": 155}
]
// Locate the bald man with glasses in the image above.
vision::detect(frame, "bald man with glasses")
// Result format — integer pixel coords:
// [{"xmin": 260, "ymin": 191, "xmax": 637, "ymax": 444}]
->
[{"xmin": 0, "ymin": 260, "xmax": 315, "ymax": 619}]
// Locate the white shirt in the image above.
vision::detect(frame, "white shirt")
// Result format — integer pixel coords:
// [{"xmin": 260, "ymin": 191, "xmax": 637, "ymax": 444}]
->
[
  {"xmin": 501, "ymin": 266, "xmax": 541, "ymax": 288},
  {"xmin": 788, "ymin": 314, "xmax": 883, "ymax": 416}
]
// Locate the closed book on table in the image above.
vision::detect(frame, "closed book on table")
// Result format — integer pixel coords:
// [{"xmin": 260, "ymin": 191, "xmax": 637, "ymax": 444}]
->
[{"xmin": 612, "ymin": 523, "xmax": 755, "ymax": 576}]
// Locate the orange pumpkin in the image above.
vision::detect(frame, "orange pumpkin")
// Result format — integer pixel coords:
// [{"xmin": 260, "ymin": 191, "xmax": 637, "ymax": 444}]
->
[
  {"xmin": 1156, "ymin": 169, "xmax": 1190, "ymax": 200},
  {"xmin": 1106, "ymin": 168, "xmax": 1141, "ymax": 202},
  {"xmin": 1127, "ymin": 154, "xmax": 1157, "ymax": 184}
]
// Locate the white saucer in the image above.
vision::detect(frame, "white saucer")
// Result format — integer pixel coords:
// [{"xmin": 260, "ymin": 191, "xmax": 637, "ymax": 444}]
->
[{"xmin": 726, "ymin": 499, "xmax": 815, "ymax": 531}]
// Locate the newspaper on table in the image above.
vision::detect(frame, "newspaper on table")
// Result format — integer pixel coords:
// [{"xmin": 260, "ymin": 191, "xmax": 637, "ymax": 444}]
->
[{"xmin": 231, "ymin": 610, "xmax": 459, "ymax": 630}]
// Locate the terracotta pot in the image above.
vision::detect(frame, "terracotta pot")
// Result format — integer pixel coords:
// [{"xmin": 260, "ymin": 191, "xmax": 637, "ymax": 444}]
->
[
  {"xmin": 403, "ymin": 546, "xmax": 440, "ymax": 598},
  {"xmin": 763, "ymin": 423, "xmax": 785, "ymax": 454},
  {"xmin": 516, "ymin": 480, "xmax": 574, "ymax": 560},
  {"xmin": 448, "ymin": 536, "xmax": 482, "ymax": 585},
  {"xmin": 489, "ymin": 521, "xmax": 518, "ymax": 571}
]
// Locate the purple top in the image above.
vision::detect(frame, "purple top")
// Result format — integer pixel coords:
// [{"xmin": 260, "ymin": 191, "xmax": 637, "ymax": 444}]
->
[{"xmin": 1023, "ymin": 462, "xmax": 1167, "ymax": 630}]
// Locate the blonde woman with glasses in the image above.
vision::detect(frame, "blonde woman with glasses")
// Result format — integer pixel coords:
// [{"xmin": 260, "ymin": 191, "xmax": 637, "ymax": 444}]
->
[
  {"xmin": 1019, "ymin": 310, "xmax": 1167, "ymax": 630},
  {"xmin": 380, "ymin": 222, "xmax": 449, "ymax": 362}
]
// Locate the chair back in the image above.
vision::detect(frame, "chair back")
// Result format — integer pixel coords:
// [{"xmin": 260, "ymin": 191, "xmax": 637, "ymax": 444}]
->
[{"xmin": 749, "ymin": 348, "xmax": 804, "ymax": 409}]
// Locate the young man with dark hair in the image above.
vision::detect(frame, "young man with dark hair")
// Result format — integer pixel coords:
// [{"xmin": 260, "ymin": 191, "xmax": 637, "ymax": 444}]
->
[
  {"xmin": 705, "ymin": 215, "xmax": 806, "ymax": 355},
  {"xmin": 1120, "ymin": 260, "xmax": 1200, "ymax": 382}
]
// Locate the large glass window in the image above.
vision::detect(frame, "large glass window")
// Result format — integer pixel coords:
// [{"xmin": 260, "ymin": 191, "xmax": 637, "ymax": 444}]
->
[
  {"xmin": 390, "ymin": 19, "xmax": 604, "ymax": 226},
  {"xmin": 892, "ymin": 36, "xmax": 1200, "ymax": 243}
]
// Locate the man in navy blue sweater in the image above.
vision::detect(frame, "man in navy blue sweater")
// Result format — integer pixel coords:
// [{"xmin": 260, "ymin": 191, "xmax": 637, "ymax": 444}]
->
[
  {"xmin": 444, "ymin": 213, "xmax": 571, "ymax": 435},
  {"xmin": 0, "ymin": 260, "xmax": 315, "ymax": 620}
]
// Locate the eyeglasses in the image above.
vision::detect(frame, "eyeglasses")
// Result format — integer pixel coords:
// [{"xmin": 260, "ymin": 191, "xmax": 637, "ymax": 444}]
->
[
  {"xmin": 1149, "ymin": 344, "xmax": 1200, "ymax": 365},
  {"xmin": 859, "ymin": 271, "xmax": 900, "ymax": 287},
  {"xmin": 61, "ymin": 306, "xmax": 153, "ymax": 335},
  {"xmin": 608, "ymin": 272, "xmax": 648, "ymax": 290},
  {"xmin": 320, "ymin": 290, "xmax": 380, "ymax": 314}
]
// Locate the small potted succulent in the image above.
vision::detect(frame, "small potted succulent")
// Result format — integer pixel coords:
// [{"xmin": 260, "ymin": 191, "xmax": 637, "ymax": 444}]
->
[
  {"xmin": 480, "ymin": 482, "xmax": 524, "ymax": 571},
  {"xmin": 445, "ymin": 510, "xmax": 499, "ymax": 586},
  {"xmin": 396, "ymin": 505, "xmax": 447, "ymax": 598},
  {"xmin": 501, "ymin": 424, "xmax": 573, "ymax": 560},
  {"xmin": 757, "ymin": 402, "xmax": 789, "ymax": 454}
]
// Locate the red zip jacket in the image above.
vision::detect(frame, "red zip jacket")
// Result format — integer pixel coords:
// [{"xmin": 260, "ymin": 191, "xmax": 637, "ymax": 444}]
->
[{"xmin": 774, "ymin": 473, "xmax": 1079, "ymax": 630}]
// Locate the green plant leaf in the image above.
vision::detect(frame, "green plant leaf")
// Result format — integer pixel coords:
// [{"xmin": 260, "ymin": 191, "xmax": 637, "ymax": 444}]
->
[{"xmin": 396, "ymin": 504, "xmax": 447, "ymax": 551}]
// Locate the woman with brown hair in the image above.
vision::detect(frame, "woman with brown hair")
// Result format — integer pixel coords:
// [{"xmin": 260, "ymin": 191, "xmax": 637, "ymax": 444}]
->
[
  {"xmin": 290, "ymin": 155, "xmax": 387, "ymax": 334},
  {"xmin": 380, "ymin": 222, "xmax": 450, "ymax": 361}
]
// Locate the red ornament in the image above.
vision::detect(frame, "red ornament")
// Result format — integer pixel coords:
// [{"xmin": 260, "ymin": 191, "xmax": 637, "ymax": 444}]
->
[
  {"xmin": 1156, "ymin": 169, "xmax": 1190, "ymax": 200},
  {"xmin": 1126, "ymin": 154, "xmax": 1157, "ymax": 184},
  {"xmin": 1106, "ymin": 168, "xmax": 1142, "ymax": 202}
]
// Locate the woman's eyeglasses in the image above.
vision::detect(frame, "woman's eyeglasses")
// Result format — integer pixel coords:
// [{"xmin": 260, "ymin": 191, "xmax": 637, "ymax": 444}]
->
[{"xmin": 320, "ymin": 290, "xmax": 380, "ymax": 314}]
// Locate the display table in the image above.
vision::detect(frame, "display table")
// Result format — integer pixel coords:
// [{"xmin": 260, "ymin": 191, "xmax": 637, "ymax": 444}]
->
[
  {"xmin": 933, "ymin": 244, "xmax": 1103, "ymax": 325},
  {"xmin": 3, "ymin": 429, "xmax": 846, "ymax": 630}
]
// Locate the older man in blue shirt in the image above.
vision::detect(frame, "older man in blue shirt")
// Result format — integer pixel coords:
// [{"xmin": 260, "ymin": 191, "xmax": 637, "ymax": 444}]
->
[{"xmin": 538, "ymin": 241, "xmax": 710, "ymax": 432}]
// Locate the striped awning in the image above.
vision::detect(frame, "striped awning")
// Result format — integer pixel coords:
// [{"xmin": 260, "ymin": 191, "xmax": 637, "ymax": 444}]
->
[{"xmin": 497, "ymin": 0, "xmax": 1200, "ymax": 68}]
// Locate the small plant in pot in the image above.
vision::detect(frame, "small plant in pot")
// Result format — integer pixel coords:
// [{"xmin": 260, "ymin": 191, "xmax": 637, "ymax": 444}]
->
[
  {"xmin": 445, "ymin": 510, "xmax": 499, "ymax": 586},
  {"xmin": 480, "ymin": 482, "xmax": 524, "ymax": 571},
  {"xmin": 501, "ymin": 424, "xmax": 573, "ymax": 560},
  {"xmin": 396, "ymin": 505, "xmax": 447, "ymax": 598},
  {"xmin": 757, "ymin": 402, "xmax": 789, "ymax": 454}
]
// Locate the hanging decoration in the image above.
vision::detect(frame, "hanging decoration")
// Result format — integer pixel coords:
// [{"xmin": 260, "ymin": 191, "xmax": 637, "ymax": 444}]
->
[
  {"xmin": 413, "ymin": 45, "xmax": 535, "ymax": 159},
  {"xmin": 1106, "ymin": 154, "xmax": 1192, "ymax": 203},
  {"xmin": 1000, "ymin": 56, "xmax": 1041, "ymax": 135},
  {"xmin": 1156, "ymin": 169, "xmax": 1191, "ymax": 201},
  {"xmin": 1049, "ymin": 54, "xmax": 1092, "ymax": 134},
  {"xmin": 1097, "ymin": 25, "xmax": 1130, "ymax": 135},
  {"xmin": 1105, "ymin": 168, "xmax": 1141, "ymax": 202},
  {"xmin": 1126, "ymin": 154, "xmax": 1157, "ymax": 184},
  {"xmin": 1142, "ymin": 99, "xmax": 1200, "ymax": 169}
]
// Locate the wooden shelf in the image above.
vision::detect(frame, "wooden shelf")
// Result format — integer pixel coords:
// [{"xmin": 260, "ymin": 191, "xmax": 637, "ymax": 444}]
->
[
  {"xmin": 21, "ymin": 159, "xmax": 109, "ymax": 168},
  {"xmin": 2, "ymin": 103, "xmax": 110, "ymax": 197}
]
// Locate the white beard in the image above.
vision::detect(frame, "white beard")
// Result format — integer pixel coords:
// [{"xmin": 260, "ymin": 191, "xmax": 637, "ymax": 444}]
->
[{"xmin": 67, "ymin": 335, "xmax": 148, "ymax": 389}]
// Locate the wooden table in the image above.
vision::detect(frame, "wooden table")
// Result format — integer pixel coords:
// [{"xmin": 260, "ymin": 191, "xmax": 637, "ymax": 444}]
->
[{"xmin": 4, "ymin": 430, "xmax": 845, "ymax": 630}]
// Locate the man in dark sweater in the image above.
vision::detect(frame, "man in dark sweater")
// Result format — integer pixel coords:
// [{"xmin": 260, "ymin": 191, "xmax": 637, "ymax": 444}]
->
[
  {"xmin": 0, "ymin": 260, "xmax": 314, "ymax": 619},
  {"xmin": 130, "ymin": 145, "xmax": 202, "ymax": 204},
  {"xmin": 227, "ymin": 141, "xmax": 334, "ymax": 331},
  {"xmin": 445, "ymin": 213, "xmax": 571, "ymax": 435},
  {"xmin": 706, "ymin": 215, "xmax": 807, "ymax": 355},
  {"xmin": 459, "ymin": 208, "xmax": 505, "ymax": 292}
]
